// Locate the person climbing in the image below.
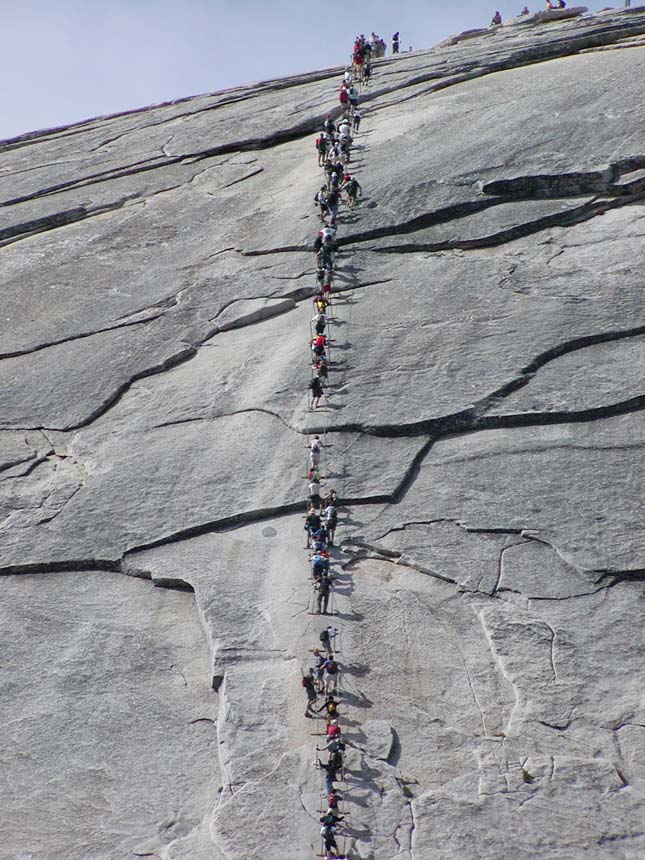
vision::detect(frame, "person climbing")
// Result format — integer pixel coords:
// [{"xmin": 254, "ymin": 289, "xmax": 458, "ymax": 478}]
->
[
  {"xmin": 323, "ymin": 115, "xmax": 336, "ymax": 136},
  {"xmin": 313, "ymin": 311, "xmax": 327, "ymax": 336},
  {"xmin": 321, "ymin": 268, "xmax": 334, "ymax": 300},
  {"xmin": 305, "ymin": 507, "xmax": 322, "ymax": 548},
  {"xmin": 324, "ymin": 488, "xmax": 338, "ymax": 507},
  {"xmin": 352, "ymin": 109, "xmax": 362, "ymax": 132},
  {"xmin": 326, "ymin": 734, "xmax": 346, "ymax": 755},
  {"xmin": 327, "ymin": 744, "xmax": 344, "ymax": 773},
  {"xmin": 316, "ymin": 693, "xmax": 340, "ymax": 725},
  {"xmin": 323, "ymin": 653, "xmax": 339, "ymax": 694},
  {"xmin": 302, "ymin": 668, "xmax": 318, "ymax": 717},
  {"xmin": 320, "ymin": 625, "xmax": 338, "ymax": 655},
  {"xmin": 339, "ymin": 86, "xmax": 350, "ymax": 108},
  {"xmin": 318, "ymin": 242, "xmax": 334, "ymax": 271},
  {"xmin": 320, "ymin": 823, "xmax": 340, "ymax": 860},
  {"xmin": 321, "ymin": 809, "xmax": 344, "ymax": 829},
  {"xmin": 521, "ymin": 4, "xmax": 530, "ymax": 12},
  {"xmin": 343, "ymin": 68, "xmax": 353, "ymax": 86},
  {"xmin": 363, "ymin": 61, "xmax": 372, "ymax": 85},
  {"xmin": 318, "ymin": 756, "xmax": 341, "ymax": 794},
  {"xmin": 326, "ymin": 718, "xmax": 342, "ymax": 742},
  {"xmin": 327, "ymin": 788, "xmax": 342, "ymax": 816},
  {"xmin": 491, "ymin": 10, "xmax": 502, "ymax": 24},
  {"xmin": 324, "ymin": 501, "xmax": 338, "ymax": 545},
  {"xmin": 311, "ymin": 550, "xmax": 329, "ymax": 581},
  {"xmin": 316, "ymin": 572, "xmax": 333, "ymax": 614},
  {"xmin": 316, "ymin": 356, "xmax": 329, "ymax": 384},
  {"xmin": 392, "ymin": 31, "xmax": 400, "ymax": 54},
  {"xmin": 342, "ymin": 174, "xmax": 362, "ymax": 209},
  {"xmin": 311, "ymin": 524, "xmax": 329, "ymax": 550},
  {"xmin": 309, "ymin": 374, "xmax": 324, "ymax": 410},
  {"xmin": 311, "ymin": 332, "xmax": 328, "ymax": 362},
  {"xmin": 348, "ymin": 84, "xmax": 359, "ymax": 108},
  {"xmin": 313, "ymin": 291, "xmax": 328, "ymax": 314}
]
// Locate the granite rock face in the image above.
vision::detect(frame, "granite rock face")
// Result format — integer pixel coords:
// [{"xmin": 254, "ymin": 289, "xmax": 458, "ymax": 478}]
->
[{"xmin": 2, "ymin": 8, "xmax": 645, "ymax": 860}]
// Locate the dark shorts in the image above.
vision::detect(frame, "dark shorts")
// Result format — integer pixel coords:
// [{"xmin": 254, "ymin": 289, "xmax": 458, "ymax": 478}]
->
[{"xmin": 310, "ymin": 494, "xmax": 322, "ymax": 506}]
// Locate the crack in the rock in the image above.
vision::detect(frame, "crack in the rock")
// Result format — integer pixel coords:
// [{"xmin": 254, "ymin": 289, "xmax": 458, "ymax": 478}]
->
[
  {"xmin": 0, "ymin": 193, "xmax": 145, "ymax": 247},
  {"xmin": 360, "ymin": 189, "xmax": 645, "ymax": 255},
  {"xmin": 0, "ymin": 308, "xmax": 169, "ymax": 363},
  {"xmin": 221, "ymin": 167, "xmax": 264, "ymax": 189}
]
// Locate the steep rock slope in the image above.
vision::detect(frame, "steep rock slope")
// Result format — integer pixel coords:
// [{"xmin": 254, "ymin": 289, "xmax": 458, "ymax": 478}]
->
[{"xmin": 1, "ymin": 8, "xmax": 645, "ymax": 860}]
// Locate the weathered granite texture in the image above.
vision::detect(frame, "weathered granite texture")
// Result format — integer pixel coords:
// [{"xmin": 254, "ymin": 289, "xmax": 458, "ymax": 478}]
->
[{"xmin": 2, "ymin": 7, "xmax": 645, "ymax": 860}]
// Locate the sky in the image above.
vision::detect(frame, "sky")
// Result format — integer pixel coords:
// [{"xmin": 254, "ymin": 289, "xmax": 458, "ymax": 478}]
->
[{"xmin": 1, "ymin": 0, "xmax": 614, "ymax": 141}]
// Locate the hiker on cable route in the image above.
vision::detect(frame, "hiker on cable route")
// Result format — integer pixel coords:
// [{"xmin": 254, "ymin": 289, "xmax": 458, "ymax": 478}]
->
[
  {"xmin": 305, "ymin": 507, "xmax": 322, "ymax": 548},
  {"xmin": 303, "ymin": 668, "xmax": 318, "ymax": 717}
]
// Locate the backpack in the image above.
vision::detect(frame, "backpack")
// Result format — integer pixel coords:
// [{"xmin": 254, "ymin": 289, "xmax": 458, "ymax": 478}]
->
[
  {"xmin": 320, "ymin": 630, "xmax": 329, "ymax": 643},
  {"xmin": 326, "ymin": 660, "xmax": 338, "ymax": 674},
  {"xmin": 301, "ymin": 675, "xmax": 310, "ymax": 688}
]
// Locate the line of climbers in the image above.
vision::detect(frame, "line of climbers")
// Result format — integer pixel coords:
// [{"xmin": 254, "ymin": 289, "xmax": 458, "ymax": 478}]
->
[{"xmin": 300, "ymin": 37, "xmax": 385, "ymax": 860}]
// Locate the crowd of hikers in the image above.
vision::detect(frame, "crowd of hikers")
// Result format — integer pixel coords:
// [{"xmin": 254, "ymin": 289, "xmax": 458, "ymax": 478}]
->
[{"xmin": 299, "ymin": 34, "xmax": 400, "ymax": 860}]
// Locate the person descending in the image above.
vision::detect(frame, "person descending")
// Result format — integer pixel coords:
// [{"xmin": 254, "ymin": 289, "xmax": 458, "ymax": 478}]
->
[
  {"xmin": 320, "ymin": 625, "xmax": 338, "ymax": 654},
  {"xmin": 326, "ymin": 188, "xmax": 340, "ymax": 226},
  {"xmin": 311, "ymin": 647, "xmax": 326, "ymax": 692},
  {"xmin": 316, "ymin": 132, "xmax": 329, "ymax": 167},
  {"xmin": 305, "ymin": 507, "xmax": 322, "ymax": 548},
  {"xmin": 309, "ymin": 471, "xmax": 323, "ymax": 509},
  {"xmin": 302, "ymin": 668, "xmax": 318, "ymax": 717},
  {"xmin": 343, "ymin": 68, "xmax": 353, "ymax": 86},
  {"xmin": 314, "ymin": 185, "xmax": 329, "ymax": 222},
  {"xmin": 352, "ymin": 109, "xmax": 362, "ymax": 132},
  {"xmin": 323, "ymin": 652, "xmax": 339, "ymax": 694},
  {"xmin": 309, "ymin": 374, "xmax": 324, "ymax": 410},
  {"xmin": 339, "ymin": 85, "xmax": 350, "ymax": 108},
  {"xmin": 324, "ymin": 501, "xmax": 338, "ymax": 545},
  {"xmin": 309, "ymin": 435, "xmax": 323, "ymax": 468},
  {"xmin": 348, "ymin": 84, "xmax": 359, "ymax": 108}
]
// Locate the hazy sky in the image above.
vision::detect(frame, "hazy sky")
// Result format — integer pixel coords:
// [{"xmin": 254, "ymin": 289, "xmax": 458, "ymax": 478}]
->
[{"xmin": 1, "ymin": 0, "xmax": 613, "ymax": 141}]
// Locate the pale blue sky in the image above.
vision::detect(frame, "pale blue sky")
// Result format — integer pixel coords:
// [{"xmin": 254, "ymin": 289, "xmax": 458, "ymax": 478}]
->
[{"xmin": 1, "ymin": 0, "xmax": 611, "ymax": 140}]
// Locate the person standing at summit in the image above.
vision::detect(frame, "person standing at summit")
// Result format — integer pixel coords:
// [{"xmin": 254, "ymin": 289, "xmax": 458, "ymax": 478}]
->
[{"xmin": 392, "ymin": 32, "xmax": 400, "ymax": 54}]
